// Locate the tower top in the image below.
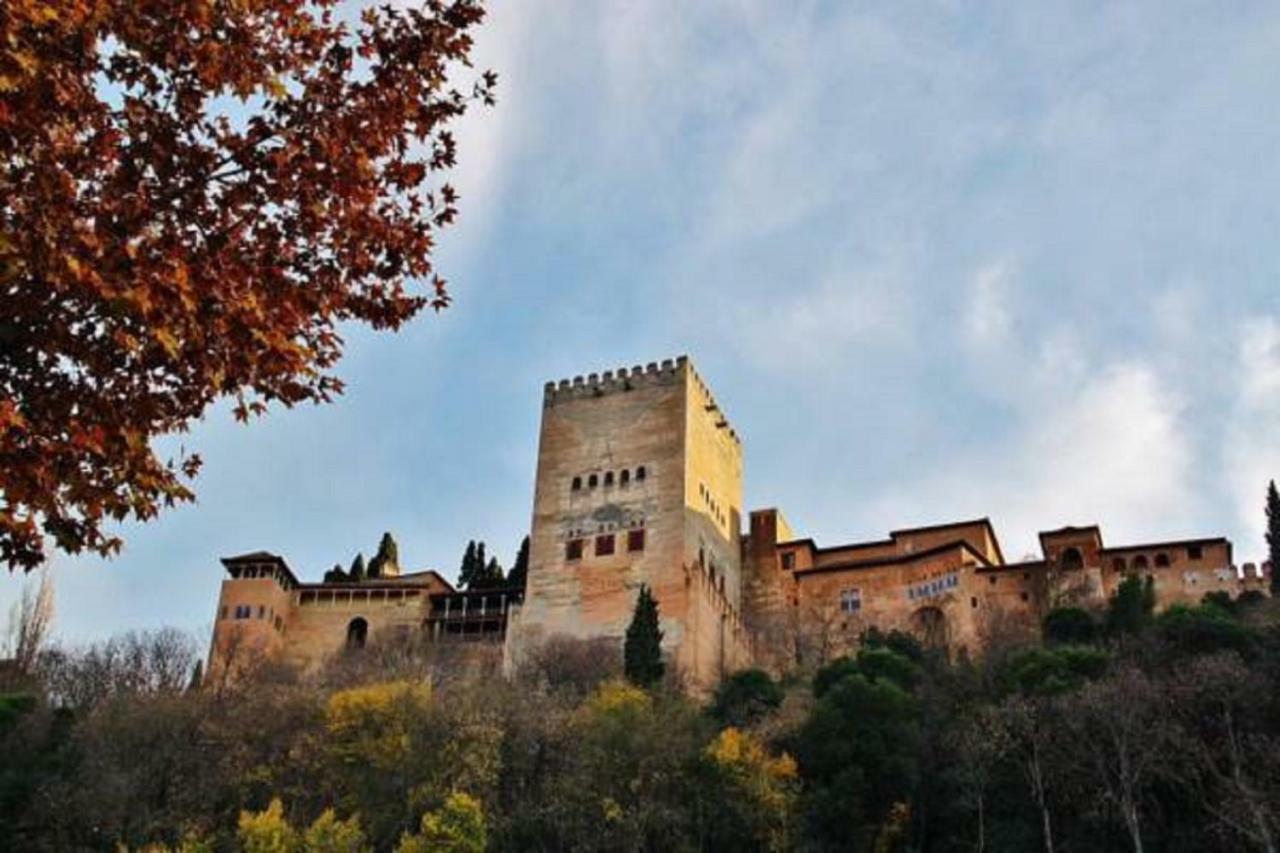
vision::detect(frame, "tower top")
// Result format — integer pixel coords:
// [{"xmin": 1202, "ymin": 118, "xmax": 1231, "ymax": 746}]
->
[{"xmin": 541, "ymin": 355, "xmax": 740, "ymax": 445}]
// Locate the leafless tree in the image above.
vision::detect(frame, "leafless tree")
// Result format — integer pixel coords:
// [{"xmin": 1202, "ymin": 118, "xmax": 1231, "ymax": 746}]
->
[
  {"xmin": 994, "ymin": 695, "xmax": 1061, "ymax": 853},
  {"xmin": 519, "ymin": 634, "xmax": 621, "ymax": 697},
  {"xmin": 1166, "ymin": 655, "xmax": 1278, "ymax": 852},
  {"xmin": 40, "ymin": 627, "xmax": 199, "ymax": 707},
  {"xmin": 1059, "ymin": 667, "xmax": 1176, "ymax": 853},
  {"xmin": 2, "ymin": 569, "xmax": 53, "ymax": 679},
  {"xmin": 949, "ymin": 705, "xmax": 1012, "ymax": 853}
]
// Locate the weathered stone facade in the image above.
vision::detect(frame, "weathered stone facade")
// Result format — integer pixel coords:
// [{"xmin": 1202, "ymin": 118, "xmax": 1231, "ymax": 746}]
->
[{"xmin": 207, "ymin": 355, "xmax": 1272, "ymax": 688}]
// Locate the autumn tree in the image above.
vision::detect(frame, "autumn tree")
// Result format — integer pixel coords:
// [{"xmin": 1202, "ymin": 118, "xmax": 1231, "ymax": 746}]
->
[{"xmin": 0, "ymin": 1, "xmax": 495, "ymax": 571}]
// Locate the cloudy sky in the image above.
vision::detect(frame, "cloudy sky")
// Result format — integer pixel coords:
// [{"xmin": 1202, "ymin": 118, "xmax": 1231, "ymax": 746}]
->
[{"xmin": 5, "ymin": 1, "xmax": 1280, "ymax": 644}]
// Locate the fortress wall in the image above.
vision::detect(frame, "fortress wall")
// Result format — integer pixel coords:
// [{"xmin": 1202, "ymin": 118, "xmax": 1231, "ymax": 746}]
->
[
  {"xmin": 683, "ymin": 363, "xmax": 744, "ymax": 606},
  {"xmin": 513, "ymin": 359, "xmax": 690, "ymax": 665},
  {"xmin": 279, "ymin": 589, "xmax": 429, "ymax": 671}
]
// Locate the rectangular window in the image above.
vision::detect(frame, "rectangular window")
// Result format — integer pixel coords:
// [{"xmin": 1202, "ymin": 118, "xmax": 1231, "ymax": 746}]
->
[
  {"xmin": 566, "ymin": 539, "xmax": 583, "ymax": 561},
  {"xmin": 781, "ymin": 552, "xmax": 795, "ymax": 571},
  {"xmin": 628, "ymin": 529, "xmax": 645, "ymax": 552},
  {"xmin": 596, "ymin": 534, "xmax": 615, "ymax": 556},
  {"xmin": 258, "ymin": 605, "xmax": 266, "ymax": 619},
  {"xmin": 839, "ymin": 588, "xmax": 862, "ymax": 613},
  {"xmin": 220, "ymin": 605, "xmax": 228, "ymax": 620},
  {"xmin": 234, "ymin": 605, "xmax": 249, "ymax": 620},
  {"xmin": 1188, "ymin": 545, "xmax": 1203, "ymax": 560}
]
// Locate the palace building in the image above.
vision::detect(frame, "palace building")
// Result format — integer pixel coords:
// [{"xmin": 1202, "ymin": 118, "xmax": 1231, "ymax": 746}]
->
[{"xmin": 207, "ymin": 356, "xmax": 1271, "ymax": 689}]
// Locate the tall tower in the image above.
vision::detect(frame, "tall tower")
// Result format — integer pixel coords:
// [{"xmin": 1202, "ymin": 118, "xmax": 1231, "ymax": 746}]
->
[{"xmin": 507, "ymin": 356, "xmax": 751, "ymax": 689}]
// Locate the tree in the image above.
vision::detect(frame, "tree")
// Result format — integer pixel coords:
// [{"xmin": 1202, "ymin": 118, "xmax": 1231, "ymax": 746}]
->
[
  {"xmin": 711, "ymin": 669, "xmax": 784, "ymax": 728},
  {"xmin": 1043, "ymin": 607, "xmax": 1098, "ymax": 646},
  {"xmin": 348, "ymin": 554, "xmax": 366, "ymax": 583},
  {"xmin": 458, "ymin": 541, "xmax": 478, "ymax": 589},
  {"xmin": 624, "ymin": 585, "xmax": 664, "ymax": 687},
  {"xmin": 397, "ymin": 792, "xmax": 486, "ymax": 853},
  {"xmin": 368, "ymin": 532, "xmax": 399, "ymax": 579},
  {"xmin": 323, "ymin": 563, "xmax": 349, "ymax": 584},
  {"xmin": 1107, "ymin": 575, "xmax": 1154, "ymax": 636},
  {"xmin": 477, "ymin": 557, "xmax": 504, "ymax": 590},
  {"xmin": 0, "ymin": 1, "xmax": 496, "ymax": 571},
  {"xmin": 507, "ymin": 536, "xmax": 530, "ymax": 592},
  {"xmin": 1268, "ymin": 480, "xmax": 1280, "ymax": 596},
  {"xmin": 1, "ymin": 570, "xmax": 53, "ymax": 676}
]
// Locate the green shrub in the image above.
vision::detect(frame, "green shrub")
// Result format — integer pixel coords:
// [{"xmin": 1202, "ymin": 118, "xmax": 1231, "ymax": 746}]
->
[
  {"xmin": 1043, "ymin": 607, "xmax": 1098, "ymax": 646},
  {"xmin": 711, "ymin": 669, "xmax": 784, "ymax": 727}
]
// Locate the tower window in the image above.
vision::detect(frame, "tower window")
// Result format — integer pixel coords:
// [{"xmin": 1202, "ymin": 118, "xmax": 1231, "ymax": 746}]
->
[
  {"xmin": 620, "ymin": 469, "xmax": 630, "ymax": 486},
  {"xmin": 1060, "ymin": 547, "xmax": 1084, "ymax": 570},
  {"xmin": 636, "ymin": 465, "xmax": 646, "ymax": 481},
  {"xmin": 596, "ymin": 534, "xmax": 615, "ymax": 556},
  {"xmin": 572, "ymin": 476, "xmax": 582, "ymax": 491},
  {"xmin": 220, "ymin": 606, "xmax": 228, "ymax": 620},
  {"xmin": 234, "ymin": 605, "xmax": 250, "ymax": 619},
  {"xmin": 1020, "ymin": 592, "xmax": 1029, "ymax": 602},
  {"xmin": 839, "ymin": 588, "xmax": 861, "ymax": 613},
  {"xmin": 970, "ymin": 597, "xmax": 978, "ymax": 608},
  {"xmin": 628, "ymin": 529, "xmax": 645, "ymax": 552},
  {"xmin": 566, "ymin": 539, "xmax": 583, "ymax": 561},
  {"xmin": 781, "ymin": 552, "xmax": 795, "ymax": 571},
  {"xmin": 604, "ymin": 471, "xmax": 614, "ymax": 486},
  {"xmin": 1187, "ymin": 545, "xmax": 1203, "ymax": 560},
  {"xmin": 588, "ymin": 474, "xmax": 598, "ymax": 488}
]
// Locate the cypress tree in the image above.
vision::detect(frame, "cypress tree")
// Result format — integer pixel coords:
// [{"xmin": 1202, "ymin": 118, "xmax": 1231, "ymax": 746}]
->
[
  {"xmin": 479, "ymin": 556, "xmax": 505, "ymax": 590},
  {"xmin": 624, "ymin": 584, "xmax": 665, "ymax": 687},
  {"xmin": 508, "ymin": 535, "xmax": 530, "ymax": 591},
  {"xmin": 323, "ymin": 563, "xmax": 348, "ymax": 583},
  {"xmin": 369, "ymin": 531, "xmax": 400, "ymax": 579},
  {"xmin": 349, "ymin": 553, "xmax": 366, "ymax": 583},
  {"xmin": 1268, "ymin": 480, "xmax": 1280, "ymax": 596},
  {"xmin": 459, "ymin": 541, "xmax": 478, "ymax": 589}
]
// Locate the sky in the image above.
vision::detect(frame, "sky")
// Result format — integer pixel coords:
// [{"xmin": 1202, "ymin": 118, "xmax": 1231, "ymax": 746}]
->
[{"xmin": 5, "ymin": 0, "xmax": 1280, "ymax": 646}]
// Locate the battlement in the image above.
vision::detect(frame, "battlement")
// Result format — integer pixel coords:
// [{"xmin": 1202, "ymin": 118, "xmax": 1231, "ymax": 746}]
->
[{"xmin": 543, "ymin": 355, "xmax": 742, "ymax": 446}]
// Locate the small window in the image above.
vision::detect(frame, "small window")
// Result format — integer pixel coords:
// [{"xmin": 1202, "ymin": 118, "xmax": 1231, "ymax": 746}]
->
[
  {"xmin": 604, "ymin": 471, "xmax": 614, "ymax": 486},
  {"xmin": 970, "ymin": 596, "xmax": 978, "ymax": 608},
  {"xmin": 781, "ymin": 552, "xmax": 795, "ymax": 571},
  {"xmin": 572, "ymin": 476, "xmax": 582, "ymax": 491},
  {"xmin": 274, "ymin": 616, "xmax": 283, "ymax": 631},
  {"xmin": 988, "ymin": 575, "xmax": 997, "ymax": 585},
  {"xmin": 839, "ymin": 588, "xmax": 861, "ymax": 613},
  {"xmin": 1112, "ymin": 557, "xmax": 1126, "ymax": 572},
  {"xmin": 566, "ymin": 539, "xmax": 583, "ymax": 561},
  {"xmin": 1133, "ymin": 555, "xmax": 1149, "ymax": 570},
  {"xmin": 235, "ymin": 605, "xmax": 250, "ymax": 620},
  {"xmin": 636, "ymin": 465, "xmax": 646, "ymax": 481},
  {"xmin": 258, "ymin": 605, "xmax": 266, "ymax": 619},
  {"xmin": 1155, "ymin": 552, "xmax": 1170, "ymax": 568},
  {"xmin": 596, "ymin": 534, "xmax": 615, "ymax": 556},
  {"xmin": 588, "ymin": 474, "xmax": 598, "ymax": 488},
  {"xmin": 1187, "ymin": 545, "xmax": 1203, "ymax": 560},
  {"xmin": 620, "ymin": 469, "xmax": 630, "ymax": 486},
  {"xmin": 220, "ymin": 605, "xmax": 228, "ymax": 620},
  {"xmin": 1020, "ymin": 592, "xmax": 1029, "ymax": 602},
  {"xmin": 628, "ymin": 529, "xmax": 645, "ymax": 552}
]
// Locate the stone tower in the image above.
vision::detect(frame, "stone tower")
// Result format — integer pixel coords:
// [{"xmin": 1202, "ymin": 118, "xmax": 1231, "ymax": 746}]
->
[{"xmin": 506, "ymin": 356, "xmax": 752, "ymax": 689}]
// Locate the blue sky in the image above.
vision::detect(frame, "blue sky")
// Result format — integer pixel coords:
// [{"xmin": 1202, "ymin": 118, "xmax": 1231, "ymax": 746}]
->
[{"xmin": 5, "ymin": 1, "xmax": 1280, "ymax": 644}]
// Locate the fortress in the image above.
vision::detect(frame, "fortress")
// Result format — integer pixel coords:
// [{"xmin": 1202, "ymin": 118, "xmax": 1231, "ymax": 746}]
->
[{"xmin": 208, "ymin": 356, "xmax": 1272, "ymax": 689}]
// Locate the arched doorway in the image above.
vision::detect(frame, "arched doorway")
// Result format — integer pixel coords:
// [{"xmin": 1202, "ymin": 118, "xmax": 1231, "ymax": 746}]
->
[
  {"xmin": 346, "ymin": 617, "xmax": 368, "ymax": 649},
  {"xmin": 910, "ymin": 606, "xmax": 948, "ymax": 649}
]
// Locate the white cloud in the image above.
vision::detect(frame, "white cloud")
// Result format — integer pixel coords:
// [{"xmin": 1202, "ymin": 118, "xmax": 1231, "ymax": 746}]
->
[
  {"xmin": 1224, "ymin": 317, "xmax": 1280, "ymax": 550},
  {"xmin": 964, "ymin": 258, "xmax": 1016, "ymax": 349},
  {"xmin": 867, "ymin": 361, "xmax": 1195, "ymax": 557}
]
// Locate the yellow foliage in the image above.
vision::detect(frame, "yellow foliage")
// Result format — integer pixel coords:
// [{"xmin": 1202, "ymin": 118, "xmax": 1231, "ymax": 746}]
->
[
  {"xmin": 705, "ymin": 728, "xmax": 799, "ymax": 852},
  {"xmin": 302, "ymin": 809, "xmax": 368, "ymax": 853},
  {"xmin": 580, "ymin": 679, "xmax": 652, "ymax": 719},
  {"xmin": 397, "ymin": 792, "xmax": 486, "ymax": 853},
  {"xmin": 238, "ymin": 798, "xmax": 298, "ymax": 853},
  {"xmin": 324, "ymin": 681, "xmax": 431, "ymax": 769}
]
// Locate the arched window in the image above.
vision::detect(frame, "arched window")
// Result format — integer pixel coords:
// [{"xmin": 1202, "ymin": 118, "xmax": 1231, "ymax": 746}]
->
[
  {"xmin": 1133, "ymin": 555, "xmax": 1149, "ymax": 570},
  {"xmin": 620, "ymin": 469, "xmax": 630, "ymax": 485},
  {"xmin": 588, "ymin": 473, "xmax": 598, "ymax": 488},
  {"xmin": 572, "ymin": 476, "xmax": 582, "ymax": 491},
  {"xmin": 604, "ymin": 471, "xmax": 614, "ymax": 486},
  {"xmin": 346, "ymin": 617, "xmax": 368, "ymax": 649},
  {"xmin": 636, "ymin": 465, "xmax": 646, "ymax": 481},
  {"xmin": 1112, "ymin": 556, "xmax": 1126, "ymax": 572},
  {"xmin": 1060, "ymin": 547, "xmax": 1084, "ymax": 570},
  {"xmin": 1154, "ymin": 552, "xmax": 1170, "ymax": 568}
]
